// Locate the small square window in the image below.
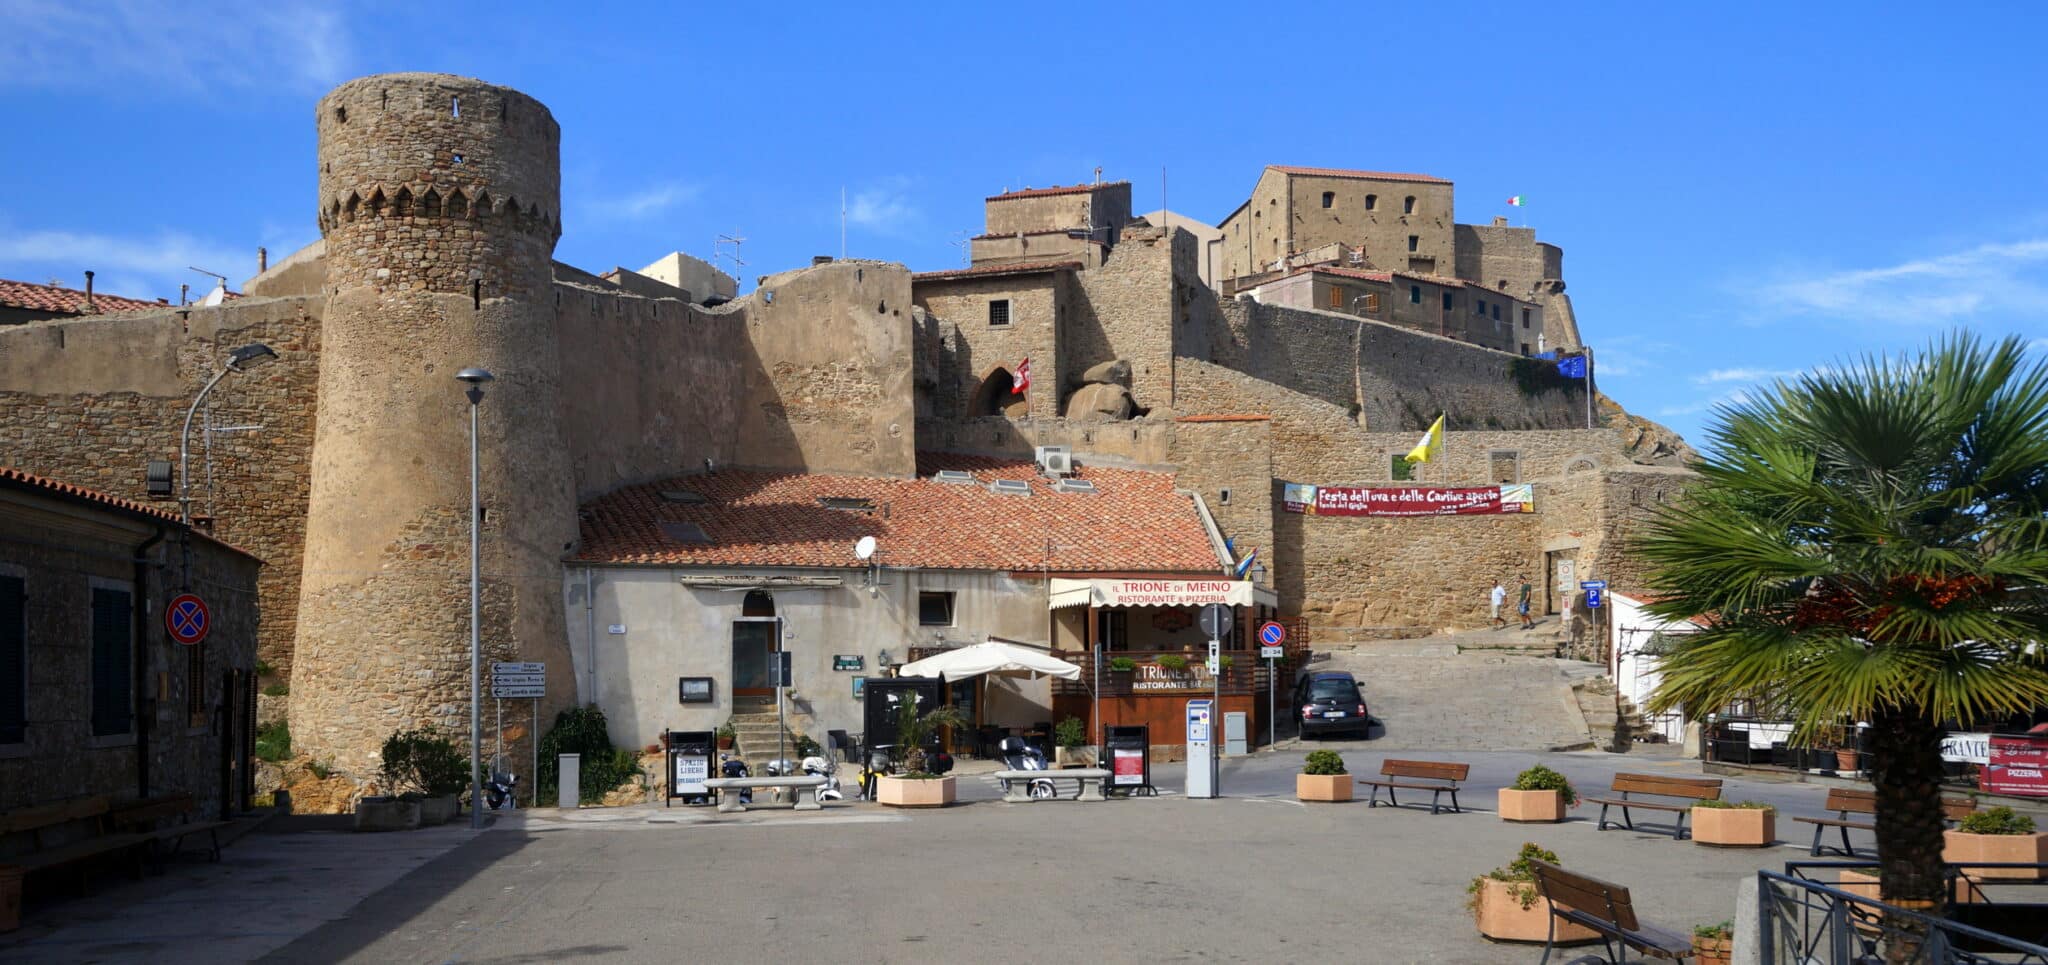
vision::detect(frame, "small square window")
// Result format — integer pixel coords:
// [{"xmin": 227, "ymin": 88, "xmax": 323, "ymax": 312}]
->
[
  {"xmin": 1521, "ymin": 309, "xmax": 1531, "ymax": 329},
  {"xmin": 988, "ymin": 300, "xmax": 1010, "ymax": 327},
  {"xmin": 1365, "ymin": 194, "xmax": 1377, "ymax": 211},
  {"xmin": 1403, "ymin": 196, "xmax": 1417, "ymax": 215},
  {"xmin": 919, "ymin": 591, "xmax": 955, "ymax": 626},
  {"xmin": 1407, "ymin": 235, "xmax": 1419, "ymax": 252},
  {"xmin": 1492, "ymin": 304, "xmax": 1501, "ymax": 321},
  {"xmin": 1442, "ymin": 292, "xmax": 1454, "ymax": 311},
  {"xmin": 1320, "ymin": 191, "xmax": 1334, "ymax": 208},
  {"xmin": 1475, "ymin": 298, "xmax": 1485, "ymax": 316},
  {"xmin": 1409, "ymin": 285, "xmax": 1421, "ymax": 304}
]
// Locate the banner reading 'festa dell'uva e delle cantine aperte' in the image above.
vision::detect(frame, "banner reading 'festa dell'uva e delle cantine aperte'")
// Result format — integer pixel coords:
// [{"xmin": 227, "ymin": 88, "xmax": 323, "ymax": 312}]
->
[{"xmin": 1281, "ymin": 483, "xmax": 1534, "ymax": 517}]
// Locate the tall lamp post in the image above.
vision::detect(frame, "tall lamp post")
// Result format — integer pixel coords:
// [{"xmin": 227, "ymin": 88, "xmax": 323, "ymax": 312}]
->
[
  {"xmin": 456, "ymin": 367, "xmax": 495, "ymax": 829},
  {"xmin": 179, "ymin": 343, "xmax": 278, "ymax": 524}
]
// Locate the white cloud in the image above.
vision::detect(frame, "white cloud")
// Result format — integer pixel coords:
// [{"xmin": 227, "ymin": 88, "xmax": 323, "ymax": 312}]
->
[
  {"xmin": 846, "ymin": 180, "xmax": 921, "ymax": 238},
  {"xmin": 0, "ymin": 0, "xmax": 352, "ymax": 94},
  {"xmin": 582, "ymin": 182, "xmax": 700, "ymax": 222},
  {"xmin": 1759, "ymin": 238, "xmax": 2048, "ymax": 325},
  {"xmin": 1694, "ymin": 367, "xmax": 1800, "ymax": 385},
  {"xmin": 0, "ymin": 226, "xmax": 246, "ymax": 303}
]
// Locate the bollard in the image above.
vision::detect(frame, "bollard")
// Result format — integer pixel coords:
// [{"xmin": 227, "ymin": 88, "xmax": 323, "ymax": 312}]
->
[{"xmin": 558, "ymin": 753, "xmax": 580, "ymax": 809}]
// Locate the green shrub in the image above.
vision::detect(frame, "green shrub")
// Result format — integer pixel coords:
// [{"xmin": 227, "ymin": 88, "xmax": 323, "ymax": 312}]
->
[
  {"xmin": 538, "ymin": 705, "xmax": 641, "ymax": 804},
  {"xmin": 716, "ymin": 719, "xmax": 736, "ymax": 740},
  {"xmin": 1959, "ymin": 806, "xmax": 2037, "ymax": 835},
  {"xmin": 254, "ymin": 660, "xmax": 276, "ymax": 678},
  {"xmin": 379, "ymin": 726, "xmax": 470, "ymax": 796},
  {"xmin": 1107, "ymin": 656, "xmax": 1137, "ymax": 672},
  {"xmin": 1694, "ymin": 799, "xmax": 1775, "ymax": 812},
  {"xmin": 1054, "ymin": 716, "xmax": 1088, "ymax": 748},
  {"xmin": 308, "ymin": 759, "xmax": 333, "ymax": 779},
  {"xmin": 1218, "ymin": 654, "xmax": 1234, "ymax": 670},
  {"xmin": 1302, "ymin": 750, "xmax": 1347, "ymax": 775},
  {"xmin": 792, "ymin": 732, "xmax": 821, "ymax": 758},
  {"xmin": 1469, "ymin": 842, "xmax": 1562, "ymax": 911},
  {"xmin": 1156, "ymin": 654, "xmax": 1189, "ymax": 672},
  {"xmin": 1510, "ymin": 764, "xmax": 1578, "ymax": 806},
  {"xmin": 1695, "ymin": 920, "xmax": 1733, "ymax": 939},
  {"xmin": 255, "ymin": 720, "xmax": 292, "ymax": 762},
  {"xmin": 261, "ymin": 683, "xmax": 290, "ymax": 697}
]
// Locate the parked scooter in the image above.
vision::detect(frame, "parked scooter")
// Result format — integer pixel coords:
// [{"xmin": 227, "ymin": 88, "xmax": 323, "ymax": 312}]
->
[
  {"xmin": 997, "ymin": 737, "xmax": 1057, "ymax": 800},
  {"xmin": 484, "ymin": 770, "xmax": 520, "ymax": 810},
  {"xmin": 801, "ymin": 755, "xmax": 843, "ymax": 802},
  {"xmin": 720, "ymin": 754, "xmax": 753, "ymax": 805},
  {"xmin": 857, "ymin": 744, "xmax": 893, "ymax": 801}
]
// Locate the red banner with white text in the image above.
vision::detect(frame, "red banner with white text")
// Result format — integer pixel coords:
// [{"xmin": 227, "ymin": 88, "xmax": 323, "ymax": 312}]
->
[{"xmin": 1282, "ymin": 484, "xmax": 1533, "ymax": 517}]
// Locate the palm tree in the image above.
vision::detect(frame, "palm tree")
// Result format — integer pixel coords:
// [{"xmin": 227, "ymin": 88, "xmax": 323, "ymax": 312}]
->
[{"xmin": 1636, "ymin": 333, "xmax": 2048, "ymax": 917}]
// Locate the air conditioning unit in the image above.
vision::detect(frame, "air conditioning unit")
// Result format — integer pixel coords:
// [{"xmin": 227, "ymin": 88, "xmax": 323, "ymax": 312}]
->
[{"xmin": 1035, "ymin": 445, "xmax": 1073, "ymax": 476}]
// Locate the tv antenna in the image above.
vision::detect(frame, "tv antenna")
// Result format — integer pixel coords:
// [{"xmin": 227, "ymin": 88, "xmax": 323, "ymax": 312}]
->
[
  {"xmin": 714, "ymin": 230, "xmax": 747, "ymax": 288},
  {"xmin": 950, "ymin": 230, "xmax": 972, "ymax": 267}
]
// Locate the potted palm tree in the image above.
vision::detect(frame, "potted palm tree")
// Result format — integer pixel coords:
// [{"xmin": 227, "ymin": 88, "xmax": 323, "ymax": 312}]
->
[
  {"xmin": 875, "ymin": 701, "xmax": 968, "ymax": 808},
  {"xmin": 1468, "ymin": 843, "xmax": 1598, "ymax": 944},
  {"xmin": 1297, "ymin": 749, "xmax": 1350, "ymax": 802},
  {"xmin": 1498, "ymin": 763, "xmax": 1576, "ymax": 822},
  {"xmin": 1692, "ymin": 921, "xmax": 1733, "ymax": 965},
  {"xmin": 1634, "ymin": 333, "xmax": 2048, "ymax": 912},
  {"xmin": 1944, "ymin": 807, "xmax": 2045, "ymax": 881},
  {"xmin": 1691, "ymin": 800, "xmax": 1776, "ymax": 847}
]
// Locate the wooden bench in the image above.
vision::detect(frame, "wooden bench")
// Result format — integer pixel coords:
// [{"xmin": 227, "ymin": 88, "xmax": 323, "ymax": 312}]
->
[
  {"xmin": 0, "ymin": 796, "xmax": 153, "ymax": 914},
  {"xmin": 992, "ymin": 768, "xmax": 1110, "ymax": 803},
  {"xmin": 1584, "ymin": 773, "xmax": 1721, "ymax": 839},
  {"xmin": 702, "ymin": 775, "xmax": 827, "ymax": 813},
  {"xmin": 1357, "ymin": 759, "xmax": 1468, "ymax": 814},
  {"xmin": 109, "ymin": 793, "xmax": 230, "ymax": 863},
  {"xmin": 1794, "ymin": 788, "xmax": 1980, "ymax": 856},
  {"xmin": 1529, "ymin": 859, "xmax": 1692, "ymax": 964}
]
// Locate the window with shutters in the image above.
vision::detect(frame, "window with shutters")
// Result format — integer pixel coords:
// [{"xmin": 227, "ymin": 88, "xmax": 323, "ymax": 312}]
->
[
  {"xmin": 1327, "ymin": 287, "xmax": 1343, "ymax": 308},
  {"xmin": 91, "ymin": 585, "xmax": 133, "ymax": 737},
  {"xmin": 1, "ymin": 574, "xmax": 24, "ymax": 744}
]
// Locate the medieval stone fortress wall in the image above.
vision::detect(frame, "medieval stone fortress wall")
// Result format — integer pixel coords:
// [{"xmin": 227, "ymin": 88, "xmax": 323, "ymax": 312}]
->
[{"xmin": 0, "ymin": 72, "xmax": 1694, "ymax": 775}]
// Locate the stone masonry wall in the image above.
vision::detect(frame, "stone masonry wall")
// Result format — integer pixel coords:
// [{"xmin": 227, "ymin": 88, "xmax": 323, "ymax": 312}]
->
[
  {"xmin": 0, "ymin": 297, "xmax": 322, "ymax": 676},
  {"xmin": 1069, "ymin": 224, "xmax": 1178, "ymax": 414},
  {"xmin": 915, "ymin": 274, "xmax": 1062, "ymax": 423}
]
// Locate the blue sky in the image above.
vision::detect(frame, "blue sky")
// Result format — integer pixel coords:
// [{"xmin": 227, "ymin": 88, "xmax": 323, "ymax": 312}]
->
[{"xmin": 3, "ymin": 2, "xmax": 2045, "ymax": 446}]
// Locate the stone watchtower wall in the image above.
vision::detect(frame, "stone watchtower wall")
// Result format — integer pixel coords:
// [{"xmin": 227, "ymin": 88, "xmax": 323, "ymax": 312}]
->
[{"xmin": 290, "ymin": 74, "xmax": 579, "ymax": 774}]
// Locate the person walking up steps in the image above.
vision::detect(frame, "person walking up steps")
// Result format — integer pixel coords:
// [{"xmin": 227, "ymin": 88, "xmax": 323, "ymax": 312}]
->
[
  {"xmin": 1517, "ymin": 575, "xmax": 1535, "ymax": 630},
  {"xmin": 1489, "ymin": 580, "xmax": 1508, "ymax": 630}
]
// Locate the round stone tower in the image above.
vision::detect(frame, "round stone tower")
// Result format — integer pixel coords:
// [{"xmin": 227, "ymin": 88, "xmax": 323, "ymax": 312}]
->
[{"xmin": 291, "ymin": 73, "xmax": 578, "ymax": 776}]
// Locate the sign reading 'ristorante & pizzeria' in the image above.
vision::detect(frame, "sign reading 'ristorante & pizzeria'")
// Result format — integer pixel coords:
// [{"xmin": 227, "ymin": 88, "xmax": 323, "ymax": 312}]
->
[{"xmin": 1281, "ymin": 483, "xmax": 1535, "ymax": 517}]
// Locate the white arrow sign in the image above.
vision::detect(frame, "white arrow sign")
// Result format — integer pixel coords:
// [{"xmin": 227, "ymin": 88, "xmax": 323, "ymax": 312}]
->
[
  {"xmin": 491, "ymin": 673, "xmax": 546, "ymax": 686},
  {"xmin": 493, "ymin": 685, "xmax": 545, "ymax": 698},
  {"xmin": 492, "ymin": 662, "xmax": 545, "ymax": 675}
]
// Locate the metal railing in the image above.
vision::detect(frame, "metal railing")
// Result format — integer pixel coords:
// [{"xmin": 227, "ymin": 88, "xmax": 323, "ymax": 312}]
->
[{"xmin": 1760, "ymin": 864, "xmax": 2048, "ymax": 964}]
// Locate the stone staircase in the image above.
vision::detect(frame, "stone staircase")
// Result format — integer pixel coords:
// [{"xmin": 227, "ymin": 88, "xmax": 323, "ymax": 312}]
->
[
  {"xmin": 729, "ymin": 713, "xmax": 806, "ymax": 769},
  {"xmin": 1572, "ymin": 676, "xmax": 1658, "ymax": 752},
  {"xmin": 1310, "ymin": 636, "xmax": 1596, "ymax": 752}
]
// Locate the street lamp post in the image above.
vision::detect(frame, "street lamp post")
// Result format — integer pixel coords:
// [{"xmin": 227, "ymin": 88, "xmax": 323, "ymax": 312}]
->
[
  {"xmin": 456, "ymin": 367, "xmax": 495, "ymax": 830},
  {"xmin": 179, "ymin": 343, "xmax": 278, "ymax": 524}
]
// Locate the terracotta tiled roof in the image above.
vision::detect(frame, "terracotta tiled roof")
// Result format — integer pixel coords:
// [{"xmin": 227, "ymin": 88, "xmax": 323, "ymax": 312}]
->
[
  {"xmin": 913, "ymin": 261, "xmax": 1082, "ymax": 282},
  {"xmin": 986, "ymin": 182, "xmax": 1128, "ymax": 201},
  {"xmin": 1309, "ymin": 266, "xmax": 1393, "ymax": 283},
  {"xmin": 0, "ymin": 466, "xmax": 262, "ymax": 560},
  {"xmin": 574, "ymin": 453, "xmax": 1224, "ymax": 573},
  {"xmin": 1176, "ymin": 414, "xmax": 1271, "ymax": 423},
  {"xmin": 1270, "ymin": 165, "xmax": 1451, "ymax": 185},
  {"xmin": 0, "ymin": 278, "xmax": 167, "ymax": 316}
]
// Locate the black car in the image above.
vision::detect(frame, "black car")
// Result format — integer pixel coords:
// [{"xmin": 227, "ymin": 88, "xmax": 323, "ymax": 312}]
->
[{"xmin": 1294, "ymin": 671, "xmax": 1371, "ymax": 739}]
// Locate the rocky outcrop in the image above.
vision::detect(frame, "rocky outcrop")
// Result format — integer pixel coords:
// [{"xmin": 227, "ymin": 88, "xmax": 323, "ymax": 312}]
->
[
  {"xmin": 1601, "ymin": 396, "xmax": 1697, "ymax": 467},
  {"xmin": 1066, "ymin": 358, "xmax": 1137, "ymax": 422}
]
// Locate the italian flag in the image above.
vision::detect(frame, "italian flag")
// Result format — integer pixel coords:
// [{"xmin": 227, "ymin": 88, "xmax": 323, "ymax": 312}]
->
[{"xmin": 1506, "ymin": 196, "xmax": 1525, "ymax": 207}]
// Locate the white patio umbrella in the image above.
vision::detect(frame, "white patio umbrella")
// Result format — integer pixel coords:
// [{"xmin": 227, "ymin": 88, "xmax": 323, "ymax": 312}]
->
[{"xmin": 898, "ymin": 640, "xmax": 1080, "ymax": 681}]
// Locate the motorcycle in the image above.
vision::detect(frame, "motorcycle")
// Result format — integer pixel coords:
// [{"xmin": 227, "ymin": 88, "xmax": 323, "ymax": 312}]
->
[
  {"xmin": 801, "ymin": 755, "xmax": 844, "ymax": 802},
  {"xmin": 484, "ymin": 770, "xmax": 520, "ymax": 810},
  {"xmin": 720, "ymin": 754, "xmax": 753, "ymax": 805},
  {"xmin": 997, "ymin": 737, "xmax": 1058, "ymax": 800}
]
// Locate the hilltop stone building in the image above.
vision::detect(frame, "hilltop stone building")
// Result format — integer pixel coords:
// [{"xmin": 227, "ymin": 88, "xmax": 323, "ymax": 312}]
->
[{"xmin": 0, "ymin": 72, "xmax": 1693, "ymax": 792}]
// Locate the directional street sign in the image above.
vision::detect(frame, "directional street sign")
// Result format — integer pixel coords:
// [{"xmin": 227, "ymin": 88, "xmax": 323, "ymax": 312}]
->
[
  {"xmin": 1580, "ymin": 581, "xmax": 1606, "ymax": 609},
  {"xmin": 166, "ymin": 593, "xmax": 210, "ymax": 646},
  {"xmin": 491, "ymin": 661, "xmax": 546, "ymax": 698},
  {"xmin": 492, "ymin": 662, "xmax": 545, "ymax": 675},
  {"xmin": 491, "ymin": 673, "xmax": 546, "ymax": 686},
  {"xmin": 493, "ymin": 685, "xmax": 545, "ymax": 698}
]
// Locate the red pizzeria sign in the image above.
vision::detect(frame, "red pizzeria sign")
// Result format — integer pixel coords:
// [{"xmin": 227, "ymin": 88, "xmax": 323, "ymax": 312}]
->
[
  {"xmin": 1980, "ymin": 733, "xmax": 2048, "ymax": 798},
  {"xmin": 1283, "ymin": 484, "xmax": 1534, "ymax": 517}
]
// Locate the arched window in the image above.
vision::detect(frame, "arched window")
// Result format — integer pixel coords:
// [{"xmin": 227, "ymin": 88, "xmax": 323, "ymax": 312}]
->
[
  {"xmin": 1403, "ymin": 196, "xmax": 1417, "ymax": 214},
  {"xmin": 742, "ymin": 590, "xmax": 775, "ymax": 617},
  {"xmin": 1320, "ymin": 191, "xmax": 1334, "ymax": 209},
  {"xmin": 1365, "ymin": 194, "xmax": 1377, "ymax": 211}
]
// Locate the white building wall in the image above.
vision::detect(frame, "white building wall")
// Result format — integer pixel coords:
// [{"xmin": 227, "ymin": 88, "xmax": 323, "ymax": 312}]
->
[
  {"xmin": 1608, "ymin": 591, "xmax": 1692, "ymax": 744},
  {"xmin": 562, "ymin": 564, "xmax": 1054, "ymax": 750}
]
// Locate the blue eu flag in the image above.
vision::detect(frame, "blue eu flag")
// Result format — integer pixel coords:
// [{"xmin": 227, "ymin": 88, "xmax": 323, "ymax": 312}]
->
[{"xmin": 1556, "ymin": 355, "xmax": 1588, "ymax": 379}]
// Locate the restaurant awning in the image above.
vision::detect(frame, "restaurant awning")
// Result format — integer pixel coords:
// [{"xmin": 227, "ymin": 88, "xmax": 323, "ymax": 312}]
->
[
  {"xmin": 898, "ymin": 640, "xmax": 1082, "ymax": 680},
  {"xmin": 1047, "ymin": 577, "xmax": 1278, "ymax": 610}
]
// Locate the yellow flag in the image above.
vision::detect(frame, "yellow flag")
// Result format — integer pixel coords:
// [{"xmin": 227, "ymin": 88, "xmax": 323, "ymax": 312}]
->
[{"xmin": 1404, "ymin": 414, "xmax": 1445, "ymax": 464}]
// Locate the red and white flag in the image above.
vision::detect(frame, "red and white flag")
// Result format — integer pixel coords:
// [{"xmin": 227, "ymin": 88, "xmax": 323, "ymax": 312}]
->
[{"xmin": 1013, "ymin": 358, "xmax": 1031, "ymax": 394}]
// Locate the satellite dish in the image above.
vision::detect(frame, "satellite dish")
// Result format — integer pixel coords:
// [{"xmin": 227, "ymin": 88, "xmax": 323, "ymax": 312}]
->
[{"xmin": 854, "ymin": 536, "xmax": 877, "ymax": 561}]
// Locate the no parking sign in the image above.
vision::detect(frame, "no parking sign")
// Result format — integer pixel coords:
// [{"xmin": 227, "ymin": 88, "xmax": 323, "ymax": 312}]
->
[{"xmin": 166, "ymin": 593, "xmax": 210, "ymax": 645}]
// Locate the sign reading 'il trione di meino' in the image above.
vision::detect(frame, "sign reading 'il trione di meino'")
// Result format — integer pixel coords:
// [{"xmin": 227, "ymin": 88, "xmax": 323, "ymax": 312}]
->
[{"xmin": 1281, "ymin": 483, "xmax": 1535, "ymax": 517}]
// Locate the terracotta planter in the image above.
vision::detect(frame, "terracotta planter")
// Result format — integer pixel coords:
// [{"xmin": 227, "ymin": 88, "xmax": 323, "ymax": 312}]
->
[
  {"xmin": 717, "ymin": 736, "xmax": 734, "ymax": 750},
  {"xmin": 1498, "ymin": 788, "xmax": 1565, "ymax": 823},
  {"xmin": 0, "ymin": 864, "xmax": 22, "ymax": 933},
  {"xmin": 876, "ymin": 775, "xmax": 956, "ymax": 808},
  {"xmin": 1943, "ymin": 830, "xmax": 2048, "ymax": 880},
  {"xmin": 1297, "ymin": 773, "xmax": 1352, "ymax": 802},
  {"xmin": 1839, "ymin": 868, "xmax": 1980, "ymax": 903},
  {"xmin": 1472, "ymin": 877, "xmax": 1599, "ymax": 945},
  {"xmin": 1692, "ymin": 935, "xmax": 1732, "ymax": 965},
  {"xmin": 1834, "ymin": 749, "xmax": 1858, "ymax": 772},
  {"xmin": 1692, "ymin": 807, "xmax": 1776, "ymax": 847},
  {"xmin": 1055, "ymin": 746, "xmax": 1098, "ymax": 768}
]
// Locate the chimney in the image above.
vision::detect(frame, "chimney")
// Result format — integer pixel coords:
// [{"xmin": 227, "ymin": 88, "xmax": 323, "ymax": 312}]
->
[
  {"xmin": 83, "ymin": 270, "xmax": 95, "ymax": 312},
  {"xmin": 1492, "ymin": 216, "xmax": 1509, "ymax": 227},
  {"xmin": 180, "ymin": 283, "xmax": 189, "ymax": 307},
  {"xmin": 258, "ymin": 246, "xmax": 269, "ymax": 273}
]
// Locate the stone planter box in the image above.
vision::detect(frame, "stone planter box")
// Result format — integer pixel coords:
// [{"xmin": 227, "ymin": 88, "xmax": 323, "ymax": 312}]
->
[
  {"xmin": 1055, "ymin": 746, "xmax": 1098, "ymax": 768},
  {"xmin": 1498, "ymin": 789, "xmax": 1565, "ymax": 823},
  {"xmin": 1693, "ymin": 935, "xmax": 1733, "ymax": 965},
  {"xmin": 1471, "ymin": 877, "xmax": 1598, "ymax": 945},
  {"xmin": 1692, "ymin": 807, "xmax": 1775, "ymax": 847},
  {"xmin": 354, "ymin": 797, "xmax": 422, "ymax": 832},
  {"xmin": 876, "ymin": 776, "xmax": 955, "ymax": 808},
  {"xmin": 417, "ymin": 794, "xmax": 460, "ymax": 826},
  {"xmin": 1943, "ymin": 830, "xmax": 2048, "ymax": 880},
  {"xmin": 1296, "ymin": 773, "xmax": 1352, "ymax": 802},
  {"xmin": 0, "ymin": 864, "xmax": 23, "ymax": 933}
]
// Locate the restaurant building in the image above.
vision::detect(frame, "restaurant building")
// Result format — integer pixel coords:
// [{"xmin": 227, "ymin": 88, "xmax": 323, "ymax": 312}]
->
[{"xmin": 563, "ymin": 453, "xmax": 1286, "ymax": 754}]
